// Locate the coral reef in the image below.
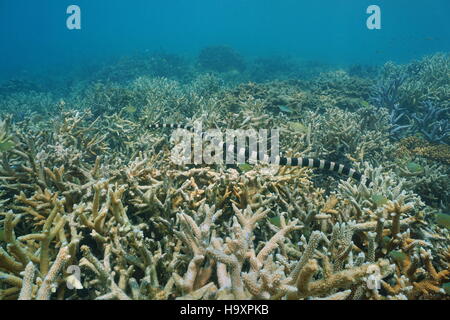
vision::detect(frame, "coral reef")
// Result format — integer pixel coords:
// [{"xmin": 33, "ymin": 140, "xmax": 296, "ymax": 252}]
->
[
  {"xmin": 398, "ymin": 136, "xmax": 450, "ymax": 165},
  {"xmin": 0, "ymin": 79, "xmax": 42, "ymax": 95},
  {"xmin": 347, "ymin": 64, "xmax": 380, "ymax": 79},
  {"xmin": 0, "ymin": 51, "xmax": 449, "ymax": 301},
  {"xmin": 371, "ymin": 53, "xmax": 450, "ymax": 144},
  {"xmin": 198, "ymin": 46, "xmax": 246, "ymax": 73},
  {"xmin": 91, "ymin": 52, "xmax": 193, "ymax": 84},
  {"xmin": 412, "ymin": 101, "xmax": 449, "ymax": 144}
]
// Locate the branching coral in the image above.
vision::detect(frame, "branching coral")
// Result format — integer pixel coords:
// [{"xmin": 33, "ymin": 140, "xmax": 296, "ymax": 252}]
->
[
  {"xmin": 371, "ymin": 54, "xmax": 450, "ymax": 144},
  {"xmin": 0, "ymin": 52, "xmax": 449, "ymax": 301},
  {"xmin": 412, "ymin": 101, "xmax": 449, "ymax": 144}
]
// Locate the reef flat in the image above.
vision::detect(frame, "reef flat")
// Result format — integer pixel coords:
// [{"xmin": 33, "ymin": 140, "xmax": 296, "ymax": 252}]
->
[{"xmin": 0, "ymin": 50, "xmax": 449, "ymax": 300}]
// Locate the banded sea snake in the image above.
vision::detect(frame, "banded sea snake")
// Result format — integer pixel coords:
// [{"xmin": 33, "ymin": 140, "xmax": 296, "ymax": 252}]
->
[{"xmin": 149, "ymin": 123, "xmax": 371, "ymax": 187}]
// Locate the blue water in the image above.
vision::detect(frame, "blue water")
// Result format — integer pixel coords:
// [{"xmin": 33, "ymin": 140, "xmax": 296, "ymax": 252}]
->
[{"xmin": 1, "ymin": 0, "xmax": 449, "ymax": 80}]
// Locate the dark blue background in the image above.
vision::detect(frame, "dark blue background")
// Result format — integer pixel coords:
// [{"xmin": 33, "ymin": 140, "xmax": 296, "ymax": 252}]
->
[{"xmin": 0, "ymin": 0, "xmax": 449, "ymax": 77}]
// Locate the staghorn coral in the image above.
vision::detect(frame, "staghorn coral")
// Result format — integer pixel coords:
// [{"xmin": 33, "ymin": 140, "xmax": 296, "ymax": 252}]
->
[
  {"xmin": 311, "ymin": 70, "xmax": 374, "ymax": 101},
  {"xmin": 379, "ymin": 53, "xmax": 450, "ymax": 111},
  {"xmin": 300, "ymin": 106, "xmax": 394, "ymax": 166},
  {"xmin": 0, "ymin": 91, "xmax": 57, "ymax": 121},
  {"xmin": 1, "ymin": 121, "xmax": 447, "ymax": 300},
  {"xmin": 392, "ymin": 137, "xmax": 450, "ymax": 208},
  {"xmin": 412, "ymin": 101, "xmax": 449, "ymax": 144},
  {"xmin": 398, "ymin": 136, "xmax": 450, "ymax": 165},
  {"xmin": 371, "ymin": 54, "xmax": 450, "ymax": 143}
]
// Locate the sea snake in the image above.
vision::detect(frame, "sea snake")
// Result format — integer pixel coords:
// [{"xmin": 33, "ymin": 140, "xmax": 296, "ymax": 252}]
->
[{"xmin": 149, "ymin": 123, "xmax": 371, "ymax": 187}]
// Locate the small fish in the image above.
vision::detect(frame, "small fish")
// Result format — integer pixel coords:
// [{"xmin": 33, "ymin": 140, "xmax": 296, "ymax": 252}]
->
[
  {"xmin": 278, "ymin": 105, "xmax": 293, "ymax": 113},
  {"xmin": 361, "ymin": 101, "xmax": 370, "ymax": 108},
  {"xmin": 288, "ymin": 122, "xmax": 308, "ymax": 134},
  {"xmin": 389, "ymin": 250, "xmax": 408, "ymax": 263},
  {"xmin": 406, "ymin": 161, "xmax": 423, "ymax": 173},
  {"xmin": 31, "ymin": 114, "xmax": 44, "ymax": 122},
  {"xmin": 238, "ymin": 163, "xmax": 253, "ymax": 172},
  {"xmin": 371, "ymin": 194, "xmax": 388, "ymax": 206},
  {"xmin": 435, "ymin": 213, "xmax": 450, "ymax": 229},
  {"xmin": 269, "ymin": 216, "xmax": 281, "ymax": 228},
  {"xmin": 123, "ymin": 105, "xmax": 137, "ymax": 114},
  {"xmin": 382, "ymin": 236, "xmax": 391, "ymax": 246},
  {"xmin": 443, "ymin": 283, "xmax": 450, "ymax": 295},
  {"xmin": 0, "ymin": 140, "xmax": 15, "ymax": 152}
]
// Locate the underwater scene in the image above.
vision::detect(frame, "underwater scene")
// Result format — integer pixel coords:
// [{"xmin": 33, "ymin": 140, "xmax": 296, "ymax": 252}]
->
[{"xmin": 0, "ymin": 0, "xmax": 449, "ymax": 301}]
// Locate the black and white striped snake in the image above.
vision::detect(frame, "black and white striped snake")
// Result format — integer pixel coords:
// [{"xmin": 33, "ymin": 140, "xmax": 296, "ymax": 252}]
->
[{"xmin": 149, "ymin": 123, "xmax": 371, "ymax": 187}]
